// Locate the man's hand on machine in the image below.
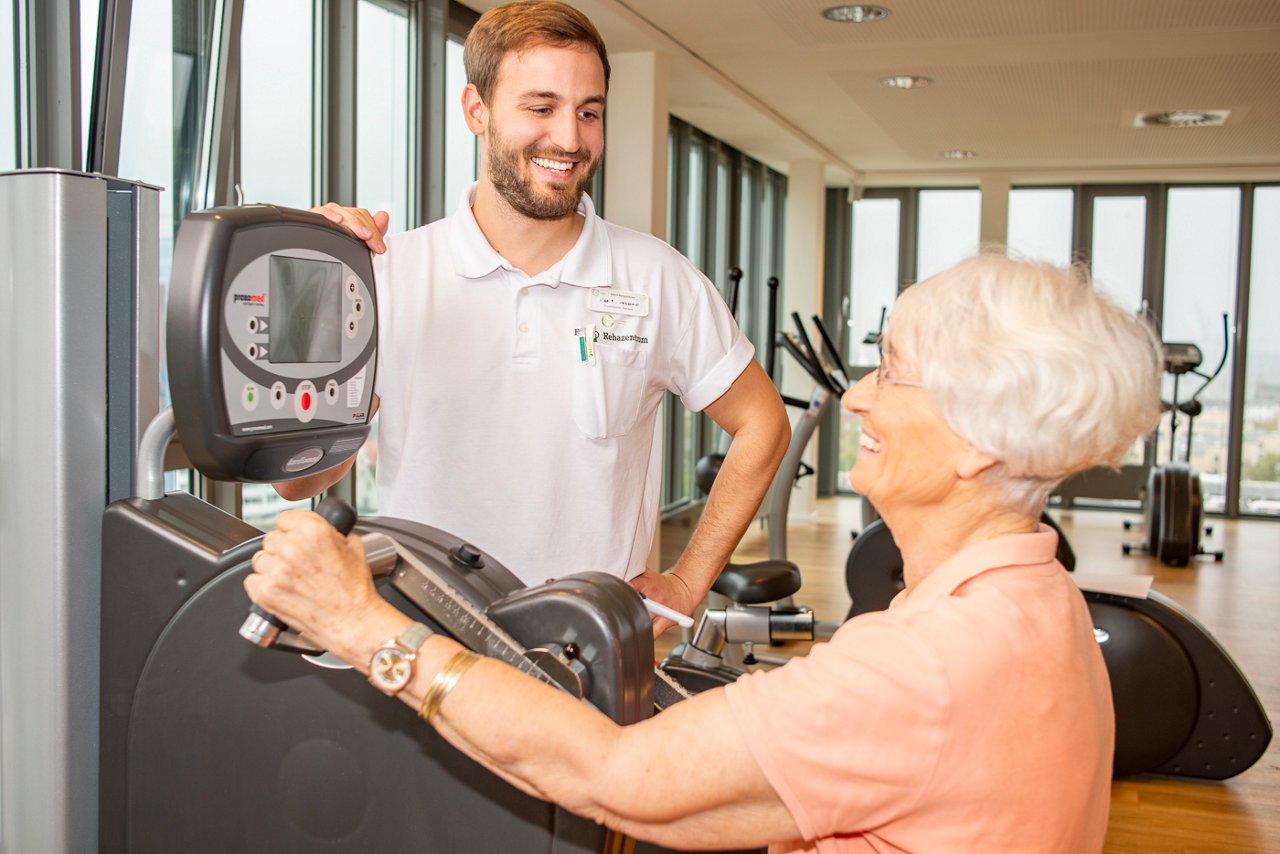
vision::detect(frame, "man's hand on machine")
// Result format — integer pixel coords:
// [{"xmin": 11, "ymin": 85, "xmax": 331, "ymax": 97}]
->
[
  {"xmin": 245, "ymin": 510, "xmax": 406, "ymax": 669},
  {"xmin": 628, "ymin": 569, "xmax": 698, "ymax": 638},
  {"xmin": 312, "ymin": 203, "xmax": 391, "ymax": 255}
]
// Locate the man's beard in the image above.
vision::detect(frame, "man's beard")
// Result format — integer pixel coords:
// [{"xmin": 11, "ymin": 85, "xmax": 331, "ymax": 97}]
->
[{"xmin": 487, "ymin": 123, "xmax": 600, "ymax": 220}]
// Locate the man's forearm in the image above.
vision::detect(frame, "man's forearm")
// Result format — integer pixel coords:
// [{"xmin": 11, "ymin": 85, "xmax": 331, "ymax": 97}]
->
[{"xmin": 670, "ymin": 412, "xmax": 789, "ymax": 599}]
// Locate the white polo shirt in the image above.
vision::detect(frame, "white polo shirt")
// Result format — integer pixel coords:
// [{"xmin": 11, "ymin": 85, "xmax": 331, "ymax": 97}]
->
[{"xmin": 372, "ymin": 186, "xmax": 754, "ymax": 586}]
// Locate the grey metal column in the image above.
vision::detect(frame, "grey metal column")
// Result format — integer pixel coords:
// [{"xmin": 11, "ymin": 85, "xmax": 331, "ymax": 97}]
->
[
  {"xmin": 410, "ymin": 0, "xmax": 448, "ymax": 226},
  {"xmin": 20, "ymin": 0, "xmax": 80, "ymax": 168},
  {"xmin": 0, "ymin": 168, "xmax": 159, "ymax": 854}
]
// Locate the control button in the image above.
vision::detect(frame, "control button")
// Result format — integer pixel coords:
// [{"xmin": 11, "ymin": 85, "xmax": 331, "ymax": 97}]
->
[
  {"xmin": 270, "ymin": 381, "xmax": 287, "ymax": 409},
  {"xmin": 345, "ymin": 315, "xmax": 359, "ymax": 339},
  {"xmin": 247, "ymin": 316, "xmax": 268, "ymax": 334},
  {"xmin": 247, "ymin": 343, "xmax": 269, "ymax": 361},
  {"xmin": 347, "ymin": 278, "xmax": 360, "ymax": 298},
  {"xmin": 294, "ymin": 380, "xmax": 318, "ymax": 423},
  {"xmin": 324, "ymin": 379, "xmax": 339, "ymax": 405},
  {"xmin": 247, "ymin": 343, "xmax": 257, "ymax": 360},
  {"xmin": 352, "ymin": 298, "xmax": 364, "ymax": 318},
  {"xmin": 242, "ymin": 383, "xmax": 260, "ymax": 412}
]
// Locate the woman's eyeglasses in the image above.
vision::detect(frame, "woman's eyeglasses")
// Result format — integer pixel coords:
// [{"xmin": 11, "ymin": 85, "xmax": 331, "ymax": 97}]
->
[{"xmin": 875, "ymin": 343, "xmax": 925, "ymax": 390}]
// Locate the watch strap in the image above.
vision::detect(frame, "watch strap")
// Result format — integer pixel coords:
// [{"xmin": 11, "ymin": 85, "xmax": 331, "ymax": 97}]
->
[{"xmin": 399, "ymin": 621, "xmax": 434, "ymax": 652}]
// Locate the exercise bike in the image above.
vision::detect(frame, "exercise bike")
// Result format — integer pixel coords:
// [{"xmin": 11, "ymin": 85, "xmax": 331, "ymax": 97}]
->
[
  {"xmin": 1122, "ymin": 314, "xmax": 1229, "ymax": 567},
  {"xmin": 664, "ymin": 296, "xmax": 852, "ymax": 688}
]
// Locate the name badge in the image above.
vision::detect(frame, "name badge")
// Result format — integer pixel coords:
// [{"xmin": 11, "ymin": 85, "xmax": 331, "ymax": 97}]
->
[{"xmin": 588, "ymin": 287, "xmax": 649, "ymax": 317}]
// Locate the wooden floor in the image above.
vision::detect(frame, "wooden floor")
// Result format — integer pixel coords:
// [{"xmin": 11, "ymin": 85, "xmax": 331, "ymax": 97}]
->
[{"xmin": 659, "ymin": 497, "xmax": 1280, "ymax": 853}]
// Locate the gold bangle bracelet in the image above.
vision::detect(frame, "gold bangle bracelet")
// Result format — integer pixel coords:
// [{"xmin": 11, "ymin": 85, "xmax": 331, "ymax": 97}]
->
[{"xmin": 418, "ymin": 650, "xmax": 483, "ymax": 725}]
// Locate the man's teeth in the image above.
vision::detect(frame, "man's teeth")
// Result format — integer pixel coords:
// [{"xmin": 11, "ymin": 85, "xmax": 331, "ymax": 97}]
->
[
  {"xmin": 532, "ymin": 156, "xmax": 572, "ymax": 172},
  {"xmin": 859, "ymin": 434, "xmax": 881, "ymax": 453}
]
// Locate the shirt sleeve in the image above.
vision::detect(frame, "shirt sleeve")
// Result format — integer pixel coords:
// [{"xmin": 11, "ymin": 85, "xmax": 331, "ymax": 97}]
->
[
  {"xmin": 665, "ymin": 264, "xmax": 755, "ymax": 412},
  {"xmin": 723, "ymin": 614, "xmax": 951, "ymax": 842}
]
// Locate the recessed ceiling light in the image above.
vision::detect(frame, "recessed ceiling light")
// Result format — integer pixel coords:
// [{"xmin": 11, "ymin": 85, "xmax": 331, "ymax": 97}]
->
[
  {"xmin": 822, "ymin": 5, "xmax": 891, "ymax": 23},
  {"xmin": 941, "ymin": 150, "xmax": 976, "ymax": 160},
  {"xmin": 1134, "ymin": 110, "xmax": 1230, "ymax": 128},
  {"xmin": 880, "ymin": 75, "xmax": 932, "ymax": 89}
]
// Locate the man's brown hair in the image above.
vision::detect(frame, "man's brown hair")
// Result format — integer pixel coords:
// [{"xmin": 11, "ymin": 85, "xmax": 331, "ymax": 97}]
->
[{"xmin": 464, "ymin": 1, "xmax": 610, "ymax": 103}]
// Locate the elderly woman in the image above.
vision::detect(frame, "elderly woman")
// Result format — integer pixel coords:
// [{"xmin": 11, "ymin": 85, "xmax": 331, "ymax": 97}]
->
[{"xmin": 247, "ymin": 251, "xmax": 1161, "ymax": 853}]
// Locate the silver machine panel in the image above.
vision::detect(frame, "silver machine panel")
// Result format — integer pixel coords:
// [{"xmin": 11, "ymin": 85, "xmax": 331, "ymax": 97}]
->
[{"xmin": 0, "ymin": 169, "xmax": 160, "ymax": 854}]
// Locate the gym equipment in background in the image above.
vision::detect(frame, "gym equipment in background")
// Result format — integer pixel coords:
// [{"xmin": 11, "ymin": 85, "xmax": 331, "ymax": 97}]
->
[
  {"xmin": 1123, "ymin": 315, "xmax": 1229, "ymax": 566},
  {"xmin": 664, "ymin": 303, "xmax": 852, "ymax": 687}
]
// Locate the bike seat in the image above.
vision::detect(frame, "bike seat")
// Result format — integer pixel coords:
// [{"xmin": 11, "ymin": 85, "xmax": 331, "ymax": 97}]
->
[{"xmin": 711, "ymin": 560, "xmax": 802, "ymax": 605}]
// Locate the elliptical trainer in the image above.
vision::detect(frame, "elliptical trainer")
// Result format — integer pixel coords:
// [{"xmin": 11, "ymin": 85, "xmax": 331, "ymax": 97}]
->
[{"xmin": 1123, "ymin": 314, "xmax": 1229, "ymax": 567}]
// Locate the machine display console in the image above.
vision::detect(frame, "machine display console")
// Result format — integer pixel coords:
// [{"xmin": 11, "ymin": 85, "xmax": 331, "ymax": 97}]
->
[{"xmin": 167, "ymin": 205, "xmax": 376, "ymax": 482}]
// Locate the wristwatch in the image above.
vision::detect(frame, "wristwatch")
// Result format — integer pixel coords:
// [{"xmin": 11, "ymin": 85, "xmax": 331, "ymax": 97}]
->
[{"xmin": 368, "ymin": 621, "xmax": 434, "ymax": 696}]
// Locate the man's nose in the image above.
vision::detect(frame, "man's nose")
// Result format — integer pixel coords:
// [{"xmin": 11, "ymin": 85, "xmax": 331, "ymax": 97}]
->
[{"xmin": 549, "ymin": 112, "xmax": 582, "ymax": 154}]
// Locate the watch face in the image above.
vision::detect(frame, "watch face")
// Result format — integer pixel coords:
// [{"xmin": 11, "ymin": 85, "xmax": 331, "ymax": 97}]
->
[{"xmin": 371, "ymin": 647, "xmax": 412, "ymax": 692}]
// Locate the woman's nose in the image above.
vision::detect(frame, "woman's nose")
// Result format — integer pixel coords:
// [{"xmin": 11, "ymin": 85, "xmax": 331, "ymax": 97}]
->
[{"xmin": 842, "ymin": 372, "xmax": 875, "ymax": 414}]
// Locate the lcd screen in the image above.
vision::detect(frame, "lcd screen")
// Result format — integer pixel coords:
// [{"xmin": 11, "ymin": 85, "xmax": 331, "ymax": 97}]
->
[{"xmin": 269, "ymin": 255, "xmax": 342, "ymax": 363}]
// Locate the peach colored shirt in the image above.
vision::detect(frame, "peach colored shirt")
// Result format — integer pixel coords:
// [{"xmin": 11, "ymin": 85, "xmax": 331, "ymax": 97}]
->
[{"xmin": 724, "ymin": 526, "xmax": 1113, "ymax": 853}]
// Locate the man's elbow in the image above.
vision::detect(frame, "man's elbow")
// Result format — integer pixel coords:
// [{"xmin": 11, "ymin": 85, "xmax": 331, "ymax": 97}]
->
[{"xmin": 757, "ymin": 399, "xmax": 790, "ymax": 469}]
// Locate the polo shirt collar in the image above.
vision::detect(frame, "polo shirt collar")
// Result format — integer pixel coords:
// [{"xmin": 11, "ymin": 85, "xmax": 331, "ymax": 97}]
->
[
  {"xmin": 897, "ymin": 524, "xmax": 1060, "ymax": 608},
  {"xmin": 450, "ymin": 182, "xmax": 612, "ymax": 289}
]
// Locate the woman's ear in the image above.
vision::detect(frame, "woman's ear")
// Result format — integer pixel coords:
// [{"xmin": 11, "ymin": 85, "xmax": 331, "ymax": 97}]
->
[{"xmin": 955, "ymin": 444, "xmax": 999, "ymax": 481}]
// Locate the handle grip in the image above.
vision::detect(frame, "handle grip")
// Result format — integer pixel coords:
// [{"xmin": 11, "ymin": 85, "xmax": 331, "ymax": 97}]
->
[{"xmin": 240, "ymin": 497, "xmax": 358, "ymax": 647}]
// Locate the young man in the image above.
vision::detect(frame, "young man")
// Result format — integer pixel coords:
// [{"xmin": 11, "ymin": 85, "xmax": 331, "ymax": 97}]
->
[{"xmin": 284, "ymin": 0, "xmax": 789, "ymax": 634}]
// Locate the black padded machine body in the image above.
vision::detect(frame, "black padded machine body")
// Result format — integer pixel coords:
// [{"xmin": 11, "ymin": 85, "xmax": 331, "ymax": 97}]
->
[{"xmin": 100, "ymin": 493, "xmax": 655, "ymax": 853}]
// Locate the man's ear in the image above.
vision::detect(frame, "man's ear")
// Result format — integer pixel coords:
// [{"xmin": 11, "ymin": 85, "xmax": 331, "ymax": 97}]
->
[
  {"xmin": 462, "ymin": 83, "xmax": 487, "ymax": 135},
  {"xmin": 955, "ymin": 444, "xmax": 999, "ymax": 481}
]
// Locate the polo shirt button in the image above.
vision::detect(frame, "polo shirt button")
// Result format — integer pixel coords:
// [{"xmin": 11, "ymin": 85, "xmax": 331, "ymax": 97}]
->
[
  {"xmin": 520, "ymin": 287, "xmax": 529, "ymax": 296},
  {"xmin": 518, "ymin": 323, "xmax": 530, "ymax": 333}
]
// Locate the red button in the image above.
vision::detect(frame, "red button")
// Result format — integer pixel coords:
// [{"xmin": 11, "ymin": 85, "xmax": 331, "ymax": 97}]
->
[{"xmin": 301, "ymin": 392, "xmax": 312, "ymax": 410}]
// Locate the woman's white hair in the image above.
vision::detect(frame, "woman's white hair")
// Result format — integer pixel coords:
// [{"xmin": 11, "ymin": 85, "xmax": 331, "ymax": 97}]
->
[{"xmin": 887, "ymin": 250, "xmax": 1163, "ymax": 516}]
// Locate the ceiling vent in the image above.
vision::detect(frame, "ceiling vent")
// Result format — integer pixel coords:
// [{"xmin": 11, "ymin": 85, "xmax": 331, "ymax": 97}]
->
[{"xmin": 1134, "ymin": 110, "xmax": 1230, "ymax": 128}]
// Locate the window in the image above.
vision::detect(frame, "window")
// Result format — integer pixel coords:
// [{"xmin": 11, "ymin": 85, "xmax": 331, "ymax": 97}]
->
[
  {"xmin": 80, "ymin": 0, "xmax": 101, "ymax": 166},
  {"xmin": 916, "ymin": 189, "xmax": 980, "ymax": 280},
  {"xmin": 1089, "ymin": 195, "xmax": 1147, "ymax": 315},
  {"xmin": 735, "ymin": 164, "xmax": 757, "ymax": 344},
  {"xmin": 1243, "ymin": 186, "xmax": 1280, "ymax": 516},
  {"xmin": 849, "ymin": 197, "xmax": 900, "ymax": 365},
  {"xmin": 356, "ymin": 0, "xmax": 410, "ymax": 232},
  {"xmin": 1159, "ymin": 187, "xmax": 1241, "ymax": 514},
  {"xmin": 239, "ymin": 0, "xmax": 314, "ymax": 209},
  {"xmin": 1008, "ymin": 188, "xmax": 1074, "ymax": 267},
  {"xmin": 663, "ymin": 118, "xmax": 786, "ymax": 510},
  {"xmin": 839, "ymin": 195, "xmax": 902, "ymax": 491},
  {"xmin": 443, "ymin": 37, "xmax": 475, "ymax": 211},
  {"xmin": 684, "ymin": 135, "xmax": 706, "ymax": 269}
]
